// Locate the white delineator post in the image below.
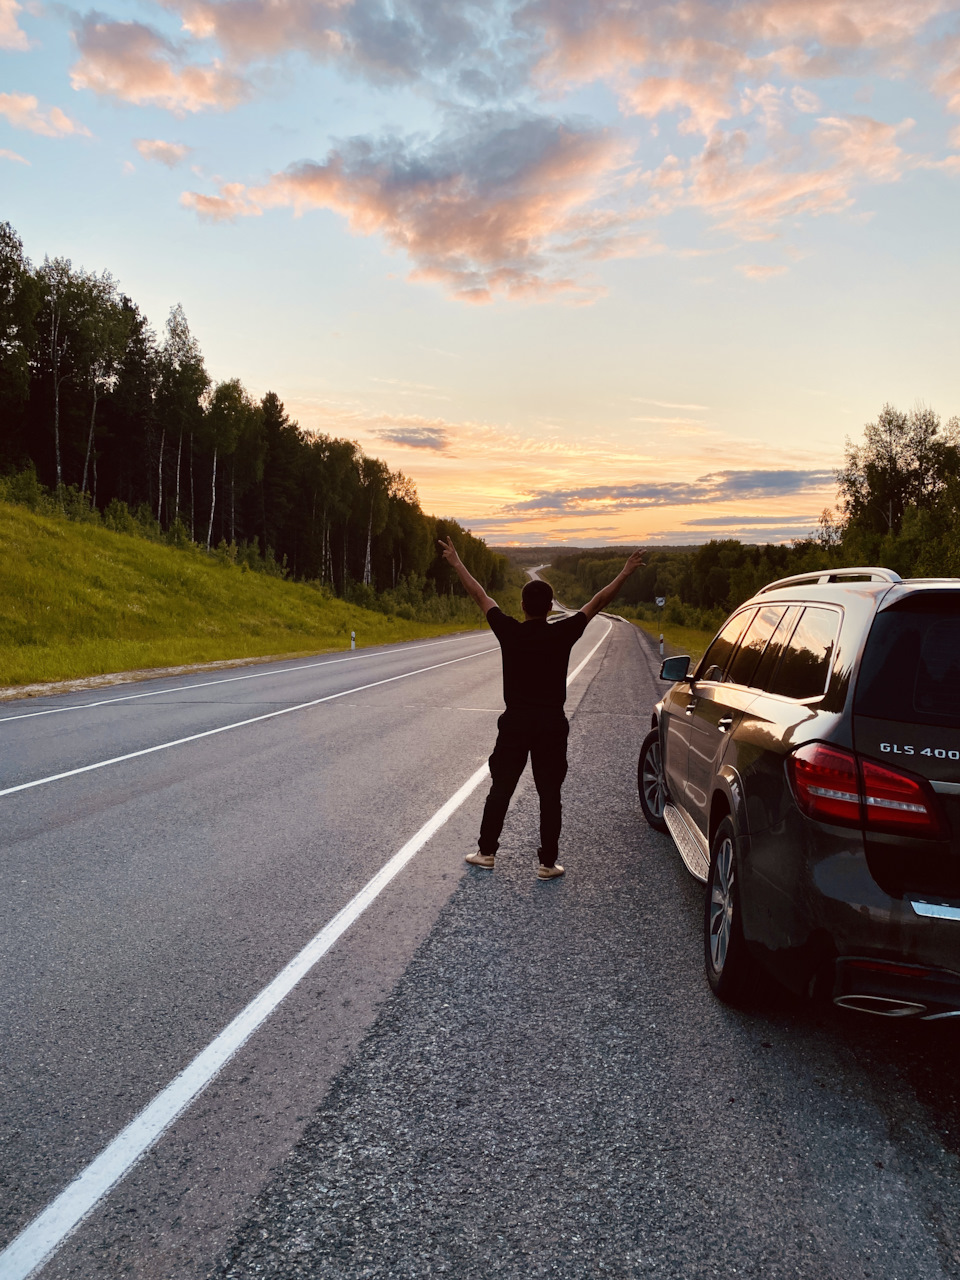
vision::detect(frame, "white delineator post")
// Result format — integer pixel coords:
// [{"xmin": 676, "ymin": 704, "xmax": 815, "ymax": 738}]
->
[{"xmin": 351, "ymin": 630, "xmax": 356, "ymax": 650}]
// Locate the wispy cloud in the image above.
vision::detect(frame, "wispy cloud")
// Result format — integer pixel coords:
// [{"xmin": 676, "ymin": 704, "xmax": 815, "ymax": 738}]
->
[
  {"xmin": 134, "ymin": 137, "xmax": 192, "ymax": 166},
  {"xmin": 0, "ymin": 146, "xmax": 29, "ymax": 164},
  {"xmin": 504, "ymin": 468, "xmax": 836, "ymax": 513},
  {"xmin": 738, "ymin": 263, "xmax": 789, "ymax": 279},
  {"xmin": 0, "ymin": 0, "xmax": 29, "ymax": 51},
  {"xmin": 633, "ymin": 397, "xmax": 711, "ymax": 411},
  {"xmin": 373, "ymin": 424, "xmax": 452, "ymax": 451},
  {"xmin": 0, "ymin": 92, "xmax": 90, "ymax": 137}
]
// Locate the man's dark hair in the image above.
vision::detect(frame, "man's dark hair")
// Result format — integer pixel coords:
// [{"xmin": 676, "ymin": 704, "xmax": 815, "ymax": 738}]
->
[{"xmin": 522, "ymin": 579, "xmax": 554, "ymax": 618}]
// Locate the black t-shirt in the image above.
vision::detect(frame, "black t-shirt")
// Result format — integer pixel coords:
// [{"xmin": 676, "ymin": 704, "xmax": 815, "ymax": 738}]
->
[{"xmin": 486, "ymin": 606, "xmax": 590, "ymax": 714}]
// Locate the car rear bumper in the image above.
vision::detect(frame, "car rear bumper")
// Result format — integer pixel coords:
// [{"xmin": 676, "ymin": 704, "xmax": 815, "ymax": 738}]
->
[
  {"xmin": 832, "ymin": 955, "xmax": 960, "ymax": 1019},
  {"xmin": 741, "ymin": 823, "xmax": 960, "ymax": 1011}
]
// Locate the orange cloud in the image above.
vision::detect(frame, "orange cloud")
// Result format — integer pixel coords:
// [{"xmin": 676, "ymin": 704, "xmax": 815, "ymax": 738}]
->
[
  {"xmin": 738, "ymin": 263, "xmax": 789, "ymax": 279},
  {"xmin": 683, "ymin": 109, "xmax": 913, "ymax": 232},
  {"xmin": 623, "ymin": 76, "xmax": 734, "ymax": 136},
  {"xmin": 0, "ymin": 0, "xmax": 28, "ymax": 51},
  {"xmin": 0, "ymin": 92, "xmax": 91, "ymax": 137},
  {"xmin": 740, "ymin": 0, "xmax": 950, "ymax": 48},
  {"xmin": 0, "ymin": 147, "xmax": 29, "ymax": 164},
  {"xmin": 183, "ymin": 112, "xmax": 633, "ymax": 300},
  {"xmin": 134, "ymin": 137, "xmax": 192, "ymax": 166},
  {"xmin": 814, "ymin": 112, "xmax": 913, "ymax": 179},
  {"xmin": 174, "ymin": 0, "xmax": 346, "ymax": 63},
  {"xmin": 70, "ymin": 16, "xmax": 249, "ymax": 114}
]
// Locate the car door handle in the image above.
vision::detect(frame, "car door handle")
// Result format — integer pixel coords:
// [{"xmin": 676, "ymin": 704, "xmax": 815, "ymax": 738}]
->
[
  {"xmin": 717, "ymin": 715, "xmax": 734, "ymax": 732},
  {"xmin": 685, "ymin": 699, "xmax": 698, "ymax": 714}
]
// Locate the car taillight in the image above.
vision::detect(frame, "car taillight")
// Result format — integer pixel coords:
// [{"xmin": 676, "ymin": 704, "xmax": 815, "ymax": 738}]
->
[
  {"xmin": 789, "ymin": 743, "xmax": 860, "ymax": 825},
  {"xmin": 788, "ymin": 743, "xmax": 945, "ymax": 838},
  {"xmin": 860, "ymin": 759, "xmax": 944, "ymax": 837}
]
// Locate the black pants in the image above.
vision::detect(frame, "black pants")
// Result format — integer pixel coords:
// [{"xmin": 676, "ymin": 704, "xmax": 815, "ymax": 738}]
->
[{"xmin": 478, "ymin": 711, "xmax": 569, "ymax": 865}]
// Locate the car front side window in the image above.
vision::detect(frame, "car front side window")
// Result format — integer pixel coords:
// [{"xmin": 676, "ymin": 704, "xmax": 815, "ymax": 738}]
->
[{"xmin": 696, "ymin": 610, "xmax": 754, "ymax": 683}]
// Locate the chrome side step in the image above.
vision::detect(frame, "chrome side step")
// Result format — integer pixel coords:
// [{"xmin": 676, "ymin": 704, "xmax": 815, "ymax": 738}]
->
[{"xmin": 663, "ymin": 803, "xmax": 709, "ymax": 883}]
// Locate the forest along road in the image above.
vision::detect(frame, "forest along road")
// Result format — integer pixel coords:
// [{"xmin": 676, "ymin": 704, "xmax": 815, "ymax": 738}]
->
[{"xmin": 3, "ymin": 623, "xmax": 960, "ymax": 1279}]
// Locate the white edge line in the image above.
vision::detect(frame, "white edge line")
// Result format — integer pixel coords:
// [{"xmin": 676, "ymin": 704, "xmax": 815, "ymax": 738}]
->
[
  {"xmin": 0, "ymin": 762, "xmax": 492, "ymax": 1280},
  {"xmin": 0, "ymin": 633, "xmax": 483, "ymax": 725},
  {"xmin": 0, "ymin": 649, "xmax": 499, "ymax": 800},
  {"xmin": 0, "ymin": 614, "xmax": 614, "ymax": 1280}
]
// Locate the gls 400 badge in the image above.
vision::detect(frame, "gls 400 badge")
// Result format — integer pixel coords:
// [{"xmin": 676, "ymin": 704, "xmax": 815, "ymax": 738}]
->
[{"xmin": 880, "ymin": 742, "xmax": 960, "ymax": 760}]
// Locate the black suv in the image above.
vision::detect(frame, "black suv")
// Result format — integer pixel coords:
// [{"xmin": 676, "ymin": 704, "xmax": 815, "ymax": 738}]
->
[{"xmin": 637, "ymin": 568, "xmax": 960, "ymax": 1019}]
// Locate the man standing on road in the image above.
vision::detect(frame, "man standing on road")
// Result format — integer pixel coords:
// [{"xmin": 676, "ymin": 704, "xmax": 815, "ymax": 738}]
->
[{"xmin": 439, "ymin": 538, "xmax": 644, "ymax": 879}]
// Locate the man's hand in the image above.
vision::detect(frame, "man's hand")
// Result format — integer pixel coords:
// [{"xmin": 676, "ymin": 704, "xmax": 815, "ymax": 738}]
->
[
  {"xmin": 580, "ymin": 547, "xmax": 645, "ymax": 620},
  {"xmin": 438, "ymin": 536, "xmax": 497, "ymax": 615},
  {"xmin": 438, "ymin": 536, "xmax": 462, "ymax": 568}
]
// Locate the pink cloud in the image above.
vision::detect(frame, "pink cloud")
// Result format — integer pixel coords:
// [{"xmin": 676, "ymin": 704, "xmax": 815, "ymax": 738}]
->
[
  {"xmin": 165, "ymin": 0, "xmax": 497, "ymax": 87},
  {"xmin": 739, "ymin": 0, "xmax": 951, "ymax": 49},
  {"xmin": 934, "ymin": 48, "xmax": 960, "ymax": 113},
  {"xmin": 174, "ymin": 0, "xmax": 346, "ymax": 63},
  {"xmin": 0, "ymin": 0, "xmax": 28, "ymax": 51},
  {"xmin": 676, "ymin": 108, "xmax": 915, "ymax": 234},
  {"xmin": 134, "ymin": 137, "xmax": 192, "ymax": 166},
  {"xmin": 623, "ymin": 76, "xmax": 734, "ymax": 136},
  {"xmin": 813, "ymin": 113, "xmax": 914, "ymax": 181},
  {"xmin": 1, "ymin": 147, "xmax": 29, "ymax": 164},
  {"xmin": 70, "ymin": 16, "xmax": 249, "ymax": 114},
  {"xmin": 0, "ymin": 92, "xmax": 91, "ymax": 137},
  {"xmin": 182, "ymin": 113, "xmax": 633, "ymax": 301},
  {"xmin": 738, "ymin": 263, "xmax": 789, "ymax": 279}
]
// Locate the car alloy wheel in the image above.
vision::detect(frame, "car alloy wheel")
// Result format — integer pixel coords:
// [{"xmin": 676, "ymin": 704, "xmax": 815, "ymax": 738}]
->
[
  {"xmin": 704, "ymin": 815, "xmax": 759, "ymax": 1003},
  {"xmin": 638, "ymin": 728, "xmax": 669, "ymax": 833},
  {"xmin": 708, "ymin": 832, "xmax": 735, "ymax": 974}
]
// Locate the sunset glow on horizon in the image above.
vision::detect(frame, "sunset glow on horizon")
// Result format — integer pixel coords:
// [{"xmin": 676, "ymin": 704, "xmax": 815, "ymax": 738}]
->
[{"xmin": 4, "ymin": 0, "xmax": 960, "ymax": 545}]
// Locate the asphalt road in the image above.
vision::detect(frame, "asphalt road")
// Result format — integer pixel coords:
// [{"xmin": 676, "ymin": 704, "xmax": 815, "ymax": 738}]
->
[{"xmin": 3, "ymin": 620, "xmax": 960, "ymax": 1279}]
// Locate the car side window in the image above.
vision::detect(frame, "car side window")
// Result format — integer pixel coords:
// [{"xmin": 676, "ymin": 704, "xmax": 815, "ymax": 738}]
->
[
  {"xmin": 752, "ymin": 605, "xmax": 800, "ymax": 691},
  {"xmin": 767, "ymin": 606, "xmax": 840, "ymax": 700},
  {"xmin": 725, "ymin": 606, "xmax": 785, "ymax": 688},
  {"xmin": 696, "ymin": 610, "xmax": 754, "ymax": 683}
]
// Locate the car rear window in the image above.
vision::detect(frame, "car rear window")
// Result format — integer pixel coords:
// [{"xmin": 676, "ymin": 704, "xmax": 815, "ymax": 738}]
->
[
  {"xmin": 697, "ymin": 610, "xmax": 754, "ymax": 682},
  {"xmin": 766, "ymin": 606, "xmax": 840, "ymax": 701},
  {"xmin": 854, "ymin": 593, "xmax": 960, "ymax": 727}
]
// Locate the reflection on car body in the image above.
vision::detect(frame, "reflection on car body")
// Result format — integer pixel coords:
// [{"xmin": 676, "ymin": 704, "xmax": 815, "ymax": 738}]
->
[{"xmin": 636, "ymin": 566, "xmax": 960, "ymax": 1019}]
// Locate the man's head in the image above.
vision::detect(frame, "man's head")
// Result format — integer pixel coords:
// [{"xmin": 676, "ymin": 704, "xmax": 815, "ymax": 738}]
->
[{"xmin": 522, "ymin": 579, "xmax": 554, "ymax": 619}]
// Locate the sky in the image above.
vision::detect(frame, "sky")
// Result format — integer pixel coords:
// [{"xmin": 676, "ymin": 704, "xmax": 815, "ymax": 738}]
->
[{"xmin": 3, "ymin": 0, "xmax": 960, "ymax": 547}]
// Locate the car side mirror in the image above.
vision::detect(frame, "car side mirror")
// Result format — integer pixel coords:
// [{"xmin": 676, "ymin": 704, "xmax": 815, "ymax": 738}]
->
[{"xmin": 660, "ymin": 655, "xmax": 691, "ymax": 682}]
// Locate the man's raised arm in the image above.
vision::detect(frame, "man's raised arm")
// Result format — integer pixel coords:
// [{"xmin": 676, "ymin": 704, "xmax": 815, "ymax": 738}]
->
[
  {"xmin": 579, "ymin": 549, "xmax": 645, "ymax": 621},
  {"xmin": 438, "ymin": 537, "xmax": 498, "ymax": 615}
]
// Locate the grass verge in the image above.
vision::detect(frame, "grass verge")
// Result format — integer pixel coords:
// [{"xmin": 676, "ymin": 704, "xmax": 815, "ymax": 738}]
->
[
  {"xmin": 0, "ymin": 501, "xmax": 485, "ymax": 688},
  {"xmin": 628, "ymin": 618, "xmax": 714, "ymax": 664}
]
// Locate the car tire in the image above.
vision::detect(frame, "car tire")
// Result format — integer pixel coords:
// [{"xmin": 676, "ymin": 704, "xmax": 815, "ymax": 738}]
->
[
  {"xmin": 638, "ymin": 728, "xmax": 669, "ymax": 833},
  {"xmin": 704, "ymin": 816, "xmax": 759, "ymax": 1003}
]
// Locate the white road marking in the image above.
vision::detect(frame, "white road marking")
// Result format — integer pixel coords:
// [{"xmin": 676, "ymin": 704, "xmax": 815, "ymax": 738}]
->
[
  {"xmin": 0, "ymin": 633, "xmax": 487, "ymax": 725},
  {"xmin": 0, "ymin": 649, "xmax": 498, "ymax": 800},
  {"xmin": 0, "ymin": 762, "xmax": 492, "ymax": 1280},
  {"xmin": 0, "ymin": 617, "xmax": 613, "ymax": 1280}
]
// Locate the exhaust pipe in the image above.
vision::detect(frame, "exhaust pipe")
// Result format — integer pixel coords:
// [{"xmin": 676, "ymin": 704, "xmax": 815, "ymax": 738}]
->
[{"xmin": 833, "ymin": 994, "xmax": 926, "ymax": 1017}]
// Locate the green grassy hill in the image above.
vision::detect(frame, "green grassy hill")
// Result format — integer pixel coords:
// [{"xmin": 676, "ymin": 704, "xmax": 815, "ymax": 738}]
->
[{"xmin": 0, "ymin": 501, "xmax": 484, "ymax": 688}]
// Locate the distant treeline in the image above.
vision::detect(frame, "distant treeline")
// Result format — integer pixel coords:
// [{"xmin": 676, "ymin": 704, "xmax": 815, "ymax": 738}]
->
[
  {"xmin": 0, "ymin": 220, "xmax": 506, "ymax": 604},
  {"xmin": 547, "ymin": 403, "xmax": 960, "ymax": 629}
]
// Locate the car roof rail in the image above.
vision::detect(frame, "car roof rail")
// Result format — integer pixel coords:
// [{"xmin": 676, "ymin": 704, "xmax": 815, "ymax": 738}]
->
[{"xmin": 758, "ymin": 567, "xmax": 902, "ymax": 594}]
